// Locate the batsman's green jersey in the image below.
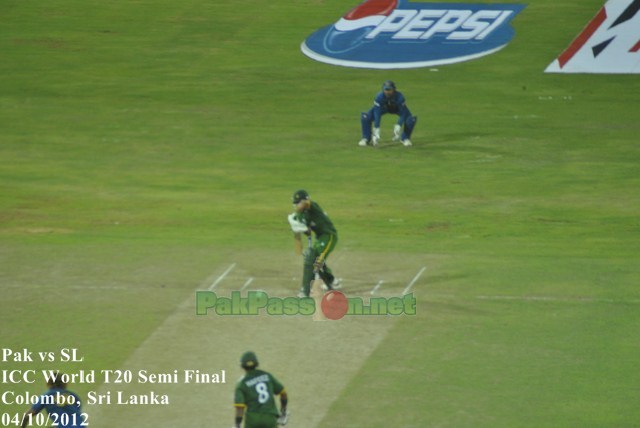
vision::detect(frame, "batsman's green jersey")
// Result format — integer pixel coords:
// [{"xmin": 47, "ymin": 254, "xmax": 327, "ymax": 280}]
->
[
  {"xmin": 295, "ymin": 200, "xmax": 338, "ymax": 295},
  {"xmin": 234, "ymin": 369, "xmax": 284, "ymax": 428},
  {"xmin": 294, "ymin": 201, "xmax": 337, "ymax": 238}
]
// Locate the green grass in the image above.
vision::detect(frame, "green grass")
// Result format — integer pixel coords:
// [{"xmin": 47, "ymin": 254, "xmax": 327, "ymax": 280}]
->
[
  {"xmin": 324, "ymin": 298, "xmax": 640, "ymax": 427},
  {"xmin": 1, "ymin": 0, "xmax": 639, "ymax": 426}
]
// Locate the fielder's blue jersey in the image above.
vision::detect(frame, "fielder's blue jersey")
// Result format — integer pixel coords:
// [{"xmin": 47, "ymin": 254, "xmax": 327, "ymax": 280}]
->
[
  {"xmin": 373, "ymin": 90, "xmax": 408, "ymax": 127},
  {"xmin": 31, "ymin": 388, "xmax": 82, "ymax": 427}
]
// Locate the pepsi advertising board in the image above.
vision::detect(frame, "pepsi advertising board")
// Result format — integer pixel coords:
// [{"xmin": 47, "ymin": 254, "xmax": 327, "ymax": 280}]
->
[{"xmin": 301, "ymin": 0, "xmax": 526, "ymax": 69}]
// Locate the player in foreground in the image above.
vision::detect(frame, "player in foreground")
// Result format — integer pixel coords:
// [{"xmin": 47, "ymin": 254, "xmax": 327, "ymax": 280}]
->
[
  {"xmin": 359, "ymin": 80, "xmax": 417, "ymax": 147},
  {"xmin": 21, "ymin": 372, "xmax": 83, "ymax": 428},
  {"xmin": 234, "ymin": 351, "xmax": 289, "ymax": 428},
  {"xmin": 287, "ymin": 189, "xmax": 341, "ymax": 297}
]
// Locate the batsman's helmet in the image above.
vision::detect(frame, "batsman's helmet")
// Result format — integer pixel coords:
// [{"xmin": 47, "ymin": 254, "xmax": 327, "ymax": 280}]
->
[
  {"xmin": 240, "ymin": 351, "xmax": 259, "ymax": 370},
  {"xmin": 292, "ymin": 189, "xmax": 309, "ymax": 204},
  {"xmin": 382, "ymin": 80, "xmax": 396, "ymax": 91}
]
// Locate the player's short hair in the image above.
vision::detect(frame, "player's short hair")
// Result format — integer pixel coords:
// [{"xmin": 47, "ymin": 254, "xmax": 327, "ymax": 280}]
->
[{"xmin": 47, "ymin": 372, "xmax": 67, "ymax": 389}]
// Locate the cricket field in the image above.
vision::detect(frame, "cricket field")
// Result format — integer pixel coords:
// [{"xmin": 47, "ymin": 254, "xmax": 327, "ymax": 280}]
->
[{"xmin": 1, "ymin": 0, "xmax": 639, "ymax": 426}]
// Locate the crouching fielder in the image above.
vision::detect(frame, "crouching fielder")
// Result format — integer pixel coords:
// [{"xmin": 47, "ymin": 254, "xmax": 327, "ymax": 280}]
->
[
  {"xmin": 288, "ymin": 189, "xmax": 340, "ymax": 297},
  {"xmin": 359, "ymin": 80, "xmax": 417, "ymax": 147}
]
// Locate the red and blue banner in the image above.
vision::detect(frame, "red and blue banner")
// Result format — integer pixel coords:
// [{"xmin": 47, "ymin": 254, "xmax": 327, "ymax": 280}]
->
[{"xmin": 546, "ymin": 0, "xmax": 640, "ymax": 74}]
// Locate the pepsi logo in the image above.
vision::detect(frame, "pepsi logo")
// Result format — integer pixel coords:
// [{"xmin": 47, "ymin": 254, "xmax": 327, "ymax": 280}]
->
[{"xmin": 301, "ymin": 0, "xmax": 526, "ymax": 69}]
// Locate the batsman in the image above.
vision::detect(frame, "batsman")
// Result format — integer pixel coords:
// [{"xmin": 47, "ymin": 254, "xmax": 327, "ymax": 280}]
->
[{"xmin": 287, "ymin": 190, "xmax": 340, "ymax": 297}]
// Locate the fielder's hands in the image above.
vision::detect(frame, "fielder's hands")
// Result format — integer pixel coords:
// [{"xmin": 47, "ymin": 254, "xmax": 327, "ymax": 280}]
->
[
  {"xmin": 393, "ymin": 124, "xmax": 402, "ymax": 141},
  {"xmin": 277, "ymin": 410, "xmax": 290, "ymax": 426},
  {"xmin": 372, "ymin": 127, "xmax": 380, "ymax": 146}
]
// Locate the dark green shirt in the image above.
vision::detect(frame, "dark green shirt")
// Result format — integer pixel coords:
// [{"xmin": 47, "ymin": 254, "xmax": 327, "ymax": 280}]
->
[
  {"xmin": 234, "ymin": 369, "xmax": 284, "ymax": 416},
  {"xmin": 295, "ymin": 201, "xmax": 337, "ymax": 237}
]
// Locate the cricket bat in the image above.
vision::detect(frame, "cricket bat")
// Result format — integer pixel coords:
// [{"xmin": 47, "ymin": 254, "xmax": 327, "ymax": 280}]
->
[
  {"xmin": 311, "ymin": 273, "xmax": 326, "ymax": 321},
  {"xmin": 293, "ymin": 233, "xmax": 303, "ymax": 255}
]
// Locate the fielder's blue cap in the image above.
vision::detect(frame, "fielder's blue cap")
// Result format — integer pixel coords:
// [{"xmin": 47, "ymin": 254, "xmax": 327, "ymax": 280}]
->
[{"xmin": 383, "ymin": 80, "xmax": 396, "ymax": 90}]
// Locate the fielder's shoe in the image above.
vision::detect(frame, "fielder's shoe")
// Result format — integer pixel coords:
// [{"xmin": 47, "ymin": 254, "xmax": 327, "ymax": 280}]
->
[
  {"xmin": 392, "ymin": 124, "xmax": 402, "ymax": 142},
  {"xmin": 358, "ymin": 138, "xmax": 368, "ymax": 147},
  {"xmin": 371, "ymin": 136, "xmax": 379, "ymax": 146},
  {"xmin": 402, "ymin": 138, "xmax": 412, "ymax": 147}
]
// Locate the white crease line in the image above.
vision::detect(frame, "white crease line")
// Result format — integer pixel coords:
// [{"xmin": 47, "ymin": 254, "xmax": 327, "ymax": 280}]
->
[
  {"xmin": 240, "ymin": 277, "xmax": 254, "ymax": 292},
  {"xmin": 208, "ymin": 263, "xmax": 236, "ymax": 291},
  {"xmin": 403, "ymin": 266, "xmax": 426, "ymax": 295},
  {"xmin": 370, "ymin": 280, "xmax": 383, "ymax": 295}
]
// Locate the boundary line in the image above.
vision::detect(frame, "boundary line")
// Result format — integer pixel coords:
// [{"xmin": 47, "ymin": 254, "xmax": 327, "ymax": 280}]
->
[{"xmin": 403, "ymin": 266, "xmax": 426, "ymax": 295}]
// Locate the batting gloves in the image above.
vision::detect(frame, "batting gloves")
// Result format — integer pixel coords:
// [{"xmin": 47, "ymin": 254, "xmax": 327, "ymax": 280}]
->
[
  {"xmin": 277, "ymin": 410, "xmax": 290, "ymax": 426},
  {"xmin": 313, "ymin": 256, "xmax": 325, "ymax": 273}
]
